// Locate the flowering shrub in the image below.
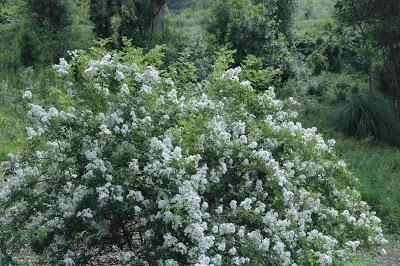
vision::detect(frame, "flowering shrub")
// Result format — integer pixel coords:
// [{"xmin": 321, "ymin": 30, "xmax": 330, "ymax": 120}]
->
[{"xmin": 0, "ymin": 45, "xmax": 386, "ymax": 265}]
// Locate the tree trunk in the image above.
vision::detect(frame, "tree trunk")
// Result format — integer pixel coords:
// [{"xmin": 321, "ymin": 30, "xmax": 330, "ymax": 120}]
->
[
  {"xmin": 391, "ymin": 62, "xmax": 400, "ymax": 116},
  {"xmin": 368, "ymin": 64, "xmax": 373, "ymax": 91}
]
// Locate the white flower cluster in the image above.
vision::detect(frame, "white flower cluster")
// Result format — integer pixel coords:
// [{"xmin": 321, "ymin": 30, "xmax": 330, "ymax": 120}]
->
[
  {"xmin": 136, "ymin": 66, "xmax": 160, "ymax": 84},
  {"xmin": 53, "ymin": 58, "xmax": 69, "ymax": 77},
  {"xmin": 84, "ymin": 53, "xmax": 137, "ymax": 85},
  {"xmin": 225, "ymin": 66, "xmax": 242, "ymax": 81},
  {"xmin": 22, "ymin": 90, "xmax": 32, "ymax": 100},
  {"xmin": 0, "ymin": 50, "xmax": 386, "ymax": 265}
]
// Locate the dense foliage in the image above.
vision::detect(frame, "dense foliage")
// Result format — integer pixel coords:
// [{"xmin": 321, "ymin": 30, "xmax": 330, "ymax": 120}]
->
[
  {"xmin": 208, "ymin": 0, "xmax": 292, "ymax": 76},
  {"xmin": 335, "ymin": 0, "xmax": 400, "ymax": 113},
  {"xmin": 0, "ymin": 0, "xmax": 93, "ymax": 69},
  {"xmin": 89, "ymin": 0, "xmax": 167, "ymax": 47},
  {"xmin": 0, "ymin": 0, "xmax": 399, "ymax": 264},
  {"xmin": 0, "ymin": 45, "xmax": 387, "ymax": 264}
]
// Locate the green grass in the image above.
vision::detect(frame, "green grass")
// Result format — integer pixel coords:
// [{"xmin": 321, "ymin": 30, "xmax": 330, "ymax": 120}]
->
[
  {"xmin": 293, "ymin": 0, "xmax": 336, "ymax": 39},
  {"xmin": 301, "ymin": 103, "xmax": 400, "ymax": 233},
  {"xmin": 165, "ymin": 5, "xmax": 211, "ymax": 38},
  {"xmin": 349, "ymin": 235, "xmax": 400, "ymax": 265},
  {"xmin": 301, "ymin": 105, "xmax": 400, "ymax": 263},
  {"xmin": 0, "ymin": 90, "xmax": 25, "ymax": 161},
  {"xmin": 335, "ymin": 136, "xmax": 400, "ymax": 232}
]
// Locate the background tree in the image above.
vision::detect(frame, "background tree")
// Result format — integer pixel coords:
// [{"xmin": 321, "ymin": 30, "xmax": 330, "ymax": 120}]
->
[
  {"xmin": 0, "ymin": 0, "xmax": 21, "ymax": 71},
  {"xmin": 208, "ymin": 0, "xmax": 293, "ymax": 79},
  {"xmin": 88, "ymin": 0, "xmax": 167, "ymax": 48},
  {"xmin": 89, "ymin": 0, "xmax": 115, "ymax": 39},
  {"xmin": 24, "ymin": 0, "xmax": 74, "ymax": 64},
  {"xmin": 335, "ymin": 0, "xmax": 400, "ymax": 112},
  {"xmin": 253, "ymin": 0, "xmax": 295, "ymax": 40},
  {"xmin": 115, "ymin": 0, "xmax": 167, "ymax": 47},
  {"xmin": 15, "ymin": 0, "xmax": 94, "ymax": 66}
]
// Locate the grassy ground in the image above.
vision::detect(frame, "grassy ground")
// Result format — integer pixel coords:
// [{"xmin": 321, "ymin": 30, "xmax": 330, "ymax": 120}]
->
[
  {"xmin": 334, "ymin": 135, "xmax": 400, "ymax": 264},
  {"xmin": 0, "ymin": 76, "xmax": 26, "ymax": 161},
  {"xmin": 335, "ymin": 137, "xmax": 400, "ymax": 232},
  {"xmin": 349, "ymin": 235, "xmax": 400, "ymax": 265},
  {"xmin": 293, "ymin": 0, "xmax": 336, "ymax": 40},
  {"xmin": 0, "ymin": 100, "xmax": 25, "ymax": 161},
  {"xmin": 301, "ymin": 101, "xmax": 400, "ymax": 234},
  {"xmin": 299, "ymin": 104, "xmax": 400, "ymax": 263}
]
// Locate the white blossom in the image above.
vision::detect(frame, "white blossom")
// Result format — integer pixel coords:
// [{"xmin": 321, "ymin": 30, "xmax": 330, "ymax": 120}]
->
[
  {"xmin": 63, "ymin": 250, "xmax": 75, "ymax": 266},
  {"xmin": 120, "ymin": 83, "xmax": 130, "ymax": 94},
  {"xmin": 77, "ymin": 208, "xmax": 93, "ymax": 220},
  {"xmin": 22, "ymin": 90, "xmax": 32, "ymax": 100},
  {"xmin": 228, "ymin": 247, "xmax": 237, "ymax": 255},
  {"xmin": 0, "ymin": 51, "xmax": 386, "ymax": 266},
  {"xmin": 54, "ymin": 58, "xmax": 69, "ymax": 77}
]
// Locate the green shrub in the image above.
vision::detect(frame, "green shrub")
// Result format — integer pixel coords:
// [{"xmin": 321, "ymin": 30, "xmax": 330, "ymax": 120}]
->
[
  {"xmin": 307, "ymin": 51, "xmax": 328, "ymax": 75},
  {"xmin": 327, "ymin": 75, "xmax": 360, "ymax": 103},
  {"xmin": 161, "ymin": 7, "xmax": 218, "ymax": 80},
  {"xmin": 306, "ymin": 75, "xmax": 328, "ymax": 98},
  {"xmin": 0, "ymin": 44, "xmax": 387, "ymax": 265},
  {"xmin": 321, "ymin": 73, "xmax": 362, "ymax": 104},
  {"xmin": 303, "ymin": 72, "xmax": 364, "ymax": 104},
  {"xmin": 329, "ymin": 91, "xmax": 400, "ymax": 146},
  {"xmin": 207, "ymin": 0, "xmax": 292, "ymax": 76},
  {"xmin": 240, "ymin": 55, "xmax": 282, "ymax": 91},
  {"xmin": 17, "ymin": 26, "xmax": 41, "ymax": 67},
  {"xmin": 324, "ymin": 41, "xmax": 342, "ymax": 72}
]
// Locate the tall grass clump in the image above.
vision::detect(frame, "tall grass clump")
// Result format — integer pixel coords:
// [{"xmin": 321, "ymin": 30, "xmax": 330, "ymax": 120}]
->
[{"xmin": 329, "ymin": 91, "xmax": 400, "ymax": 146}]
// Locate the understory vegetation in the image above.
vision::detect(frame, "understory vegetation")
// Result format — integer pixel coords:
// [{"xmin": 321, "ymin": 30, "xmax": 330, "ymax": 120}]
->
[{"xmin": 0, "ymin": 0, "xmax": 399, "ymax": 265}]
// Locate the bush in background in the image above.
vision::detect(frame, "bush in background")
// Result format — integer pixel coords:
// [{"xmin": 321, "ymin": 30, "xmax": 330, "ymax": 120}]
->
[
  {"xmin": 329, "ymin": 91, "xmax": 400, "ymax": 146},
  {"xmin": 207, "ymin": 0, "xmax": 293, "ymax": 77},
  {"xmin": 307, "ymin": 51, "xmax": 328, "ymax": 75}
]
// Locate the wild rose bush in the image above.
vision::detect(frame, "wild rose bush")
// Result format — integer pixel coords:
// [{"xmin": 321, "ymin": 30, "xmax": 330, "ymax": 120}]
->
[{"xmin": 0, "ymin": 44, "xmax": 386, "ymax": 265}]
